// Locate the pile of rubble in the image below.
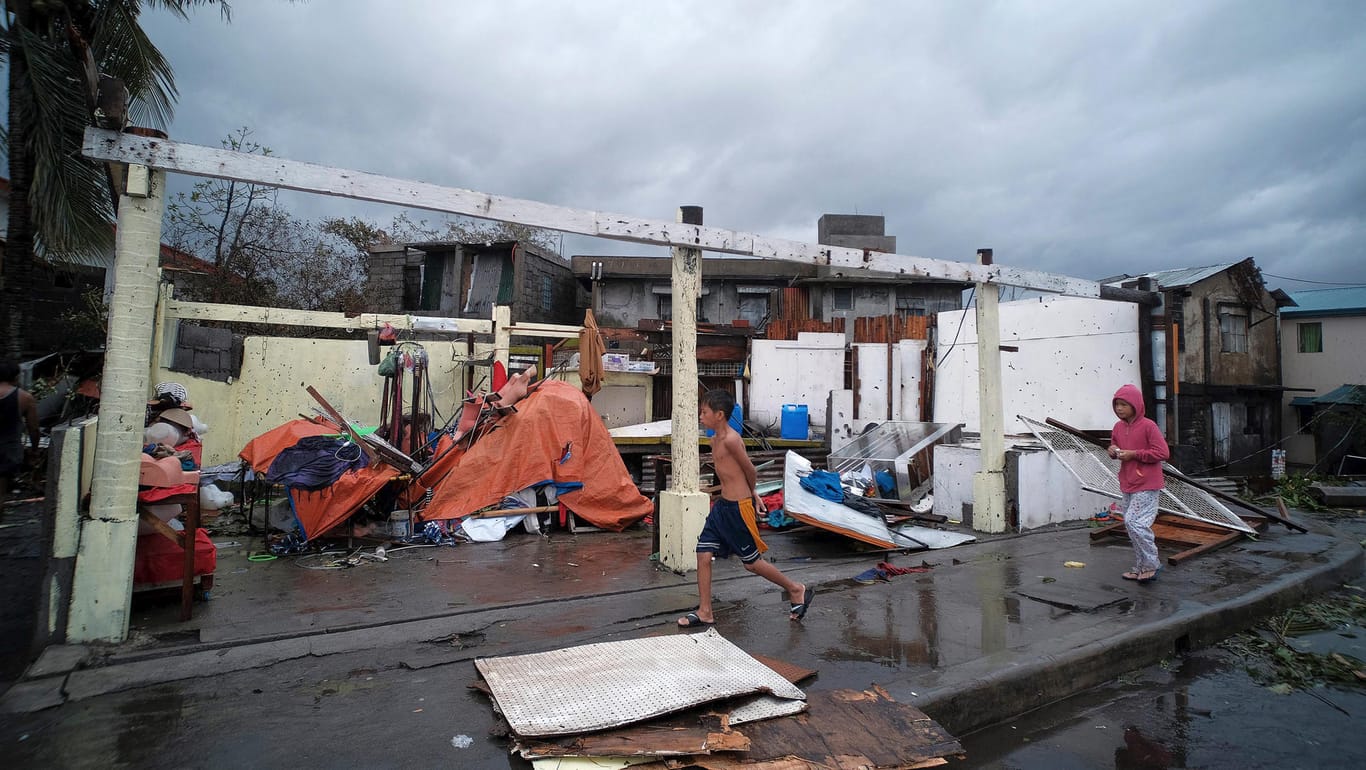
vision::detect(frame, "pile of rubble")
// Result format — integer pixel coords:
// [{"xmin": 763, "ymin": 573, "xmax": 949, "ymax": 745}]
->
[{"xmin": 472, "ymin": 629, "xmax": 962, "ymax": 769}]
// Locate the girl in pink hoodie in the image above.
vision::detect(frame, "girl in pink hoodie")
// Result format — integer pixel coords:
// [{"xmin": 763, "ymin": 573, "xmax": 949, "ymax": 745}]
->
[{"xmin": 1108, "ymin": 384, "xmax": 1170, "ymax": 583}]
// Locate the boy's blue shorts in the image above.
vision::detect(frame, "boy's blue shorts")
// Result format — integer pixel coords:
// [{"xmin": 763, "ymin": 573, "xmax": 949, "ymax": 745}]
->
[{"xmin": 697, "ymin": 497, "xmax": 768, "ymax": 564}]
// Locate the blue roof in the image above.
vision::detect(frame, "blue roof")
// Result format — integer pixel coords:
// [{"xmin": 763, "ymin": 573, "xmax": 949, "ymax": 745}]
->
[
  {"xmin": 1281, "ymin": 287, "xmax": 1366, "ymax": 318},
  {"xmin": 1314, "ymin": 384, "xmax": 1366, "ymax": 406}
]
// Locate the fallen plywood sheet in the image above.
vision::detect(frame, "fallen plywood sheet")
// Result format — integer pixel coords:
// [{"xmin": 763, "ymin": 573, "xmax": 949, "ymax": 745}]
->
[
  {"xmin": 475, "ymin": 629, "xmax": 805, "ymax": 737},
  {"xmin": 663, "ymin": 687, "xmax": 961, "ymax": 770},
  {"xmin": 532, "ymin": 758, "xmax": 663, "ymax": 770},
  {"xmin": 516, "ymin": 712, "xmax": 749, "ymax": 759},
  {"xmin": 1015, "ymin": 582, "xmax": 1127, "ymax": 612},
  {"xmin": 783, "ymin": 452, "xmax": 923, "ymax": 550}
]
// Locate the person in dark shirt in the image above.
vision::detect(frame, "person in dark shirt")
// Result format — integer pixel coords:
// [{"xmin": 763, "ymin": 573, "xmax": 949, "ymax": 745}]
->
[{"xmin": 0, "ymin": 360, "xmax": 40, "ymax": 497}]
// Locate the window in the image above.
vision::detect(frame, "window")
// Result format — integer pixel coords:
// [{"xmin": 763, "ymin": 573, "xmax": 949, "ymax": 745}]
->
[
  {"xmin": 895, "ymin": 293, "xmax": 926, "ymax": 317},
  {"xmin": 541, "ymin": 275, "xmax": 553, "ymax": 311},
  {"xmin": 831, "ymin": 287, "xmax": 853, "ymax": 311},
  {"xmin": 738, "ymin": 294, "xmax": 769, "ymax": 326},
  {"xmin": 657, "ymin": 294, "xmax": 702, "ymax": 321},
  {"xmin": 1242, "ymin": 403, "xmax": 1264, "ymax": 436},
  {"xmin": 1218, "ymin": 304, "xmax": 1248, "ymax": 353},
  {"xmin": 1298, "ymin": 322, "xmax": 1323, "ymax": 353},
  {"xmin": 1294, "ymin": 404, "xmax": 1314, "ymax": 434}
]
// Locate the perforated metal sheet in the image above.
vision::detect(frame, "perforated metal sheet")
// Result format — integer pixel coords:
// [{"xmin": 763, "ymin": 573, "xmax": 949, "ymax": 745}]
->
[
  {"xmin": 727, "ymin": 693, "xmax": 809, "ymax": 725},
  {"xmin": 475, "ymin": 629, "xmax": 806, "ymax": 737},
  {"xmin": 1019, "ymin": 415, "xmax": 1255, "ymax": 534}
]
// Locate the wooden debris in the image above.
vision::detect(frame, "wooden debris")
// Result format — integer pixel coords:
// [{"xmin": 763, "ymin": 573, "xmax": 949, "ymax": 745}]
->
[
  {"xmin": 1090, "ymin": 512, "xmax": 1268, "ymax": 564},
  {"xmin": 514, "ymin": 712, "xmax": 749, "ymax": 760},
  {"xmin": 662, "ymin": 687, "xmax": 961, "ymax": 770}
]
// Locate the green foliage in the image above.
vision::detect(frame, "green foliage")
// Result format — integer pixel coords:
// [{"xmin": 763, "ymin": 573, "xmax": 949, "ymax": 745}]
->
[
  {"xmin": 56, "ymin": 287, "xmax": 110, "ymax": 349},
  {"xmin": 1219, "ymin": 588, "xmax": 1366, "ymax": 692},
  {"xmin": 3, "ymin": 1, "xmax": 231, "ymax": 262},
  {"xmin": 1257, "ymin": 473, "xmax": 1332, "ymax": 511}
]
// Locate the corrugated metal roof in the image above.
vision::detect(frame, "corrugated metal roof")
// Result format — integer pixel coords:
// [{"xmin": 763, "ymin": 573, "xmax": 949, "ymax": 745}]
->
[
  {"xmin": 1104, "ymin": 263, "xmax": 1236, "ymax": 289},
  {"xmin": 1315, "ymin": 384, "xmax": 1366, "ymax": 405},
  {"xmin": 1281, "ymin": 287, "xmax": 1366, "ymax": 317}
]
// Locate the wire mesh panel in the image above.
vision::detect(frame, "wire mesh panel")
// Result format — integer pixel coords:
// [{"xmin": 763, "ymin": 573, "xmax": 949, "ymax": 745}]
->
[{"xmin": 1019, "ymin": 415, "xmax": 1254, "ymax": 534}]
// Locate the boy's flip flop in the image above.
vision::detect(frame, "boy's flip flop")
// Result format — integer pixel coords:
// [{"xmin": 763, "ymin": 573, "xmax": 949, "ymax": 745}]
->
[
  {"xmin": 789, "ymin": 587, "xmax": 816, "ymax": 621},
  {"xmin": 677, "ymin": 612, "xmax": 714, "ymax": 628}
]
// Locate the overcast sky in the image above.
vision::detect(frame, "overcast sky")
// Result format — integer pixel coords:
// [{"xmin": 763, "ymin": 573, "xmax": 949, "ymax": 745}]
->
[{"xmin": 137, "ymin": 0, "xmax": 1366, "ymax": 290}]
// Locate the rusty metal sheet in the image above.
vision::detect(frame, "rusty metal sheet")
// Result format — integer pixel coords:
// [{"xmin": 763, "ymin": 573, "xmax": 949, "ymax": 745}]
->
[{"xmin": 475, "ymin": 629, "xmax": 805, "ymax": 737}]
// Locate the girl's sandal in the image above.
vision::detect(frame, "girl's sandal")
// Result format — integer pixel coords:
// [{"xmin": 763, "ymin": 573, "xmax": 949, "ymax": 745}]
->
[{"xmin": 1122, "ymin": 571, "xmax": 1142, "ymax": 581}]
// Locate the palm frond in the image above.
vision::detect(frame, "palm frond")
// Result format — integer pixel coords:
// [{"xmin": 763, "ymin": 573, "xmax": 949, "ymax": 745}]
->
[
  {"xmin": 143, "ymin": 1, "xmax": 233, "ymax": 23},
  {"xmin": 14, "ymin": 24, "xmax": 116, "ymax": 261},
  {"xmin": 92, "ymin": 1, "xmax": 177, "ymax": 128}
]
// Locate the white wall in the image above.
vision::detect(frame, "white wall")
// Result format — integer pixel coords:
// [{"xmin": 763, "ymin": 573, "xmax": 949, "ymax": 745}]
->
[
  {"xmin": 749, "ymin": 332, "xmax": 846, "ymax": 433},
  {"xmin": 852, "ymin": 339, "xmax": 927, "ymax": 424},
  {"xmin": 934, "ymin": 442, "xmax": 1113, "ymax": 531},
  {"xmin": 1281, "ymin": 314, "xmax": 1366, "ymax": 465},
  {"xmin": 155, "ymin": 337, "xmax": 478, "ymax": 466},
  {"xmin": 934, "ymin": 296, "xmax": 1141, "ymax": 433}
]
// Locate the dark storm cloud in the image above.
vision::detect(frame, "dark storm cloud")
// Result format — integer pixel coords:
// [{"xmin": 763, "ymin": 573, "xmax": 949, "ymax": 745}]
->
[{"xmin": 141, "ymin": 0, "xmax": 1366, "ymax": 287}]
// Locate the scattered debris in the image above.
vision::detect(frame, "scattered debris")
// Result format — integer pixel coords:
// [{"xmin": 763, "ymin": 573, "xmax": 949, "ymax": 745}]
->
[{"xmin": 471, "ymin": 630, "xmax": 962, "ymax": 768}]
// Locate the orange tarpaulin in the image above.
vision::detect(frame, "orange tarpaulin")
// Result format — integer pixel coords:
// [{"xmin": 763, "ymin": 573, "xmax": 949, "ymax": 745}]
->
[
  {"xmin": 422, "ymin": 380, "xmax": 651, "ymax": 531},
  {"xmin": 290, "ymin": 464, "xmax": 400, "ymax": 539},
  {"xmin": 239, "ymin": 418, "xmax": 336, "ymax": 473}
]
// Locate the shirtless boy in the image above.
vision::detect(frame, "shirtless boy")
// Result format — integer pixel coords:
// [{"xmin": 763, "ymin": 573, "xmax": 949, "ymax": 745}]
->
[{"xmin": 678, "ymin": 389, "xmax": 812, "ymax": 627}]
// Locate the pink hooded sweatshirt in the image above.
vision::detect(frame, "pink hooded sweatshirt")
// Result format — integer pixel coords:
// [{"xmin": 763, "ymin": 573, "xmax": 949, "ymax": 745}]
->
[{"xmin": 1110, "ymin": 384, "xmax": 1170, "ymax": 493}]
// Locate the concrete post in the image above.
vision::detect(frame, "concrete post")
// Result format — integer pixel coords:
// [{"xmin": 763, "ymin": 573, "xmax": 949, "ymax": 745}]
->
[
  {"xmin": 67, "ymin": 164, "xmax": 166, "ymax": 642},
  {"xmin": 971, "ymin": 248, "xmax": 1008, "ymax": 534},
  {"xmin": 493, "ymin": 304, "xmax": 512, "ymax": 375},
  {"xmin": 658, "ymin": 205, "xmax": 709, "ymax": 571}
]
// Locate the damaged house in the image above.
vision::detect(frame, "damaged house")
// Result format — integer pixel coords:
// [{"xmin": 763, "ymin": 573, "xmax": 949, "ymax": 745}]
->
[
  {"xmin": 365, "ymin": 240, "xmax": 579, "ymax": 324},
  {"xmin": 1281, "ymin": 287, "xmax": 1366, "ymax": 473},
  {"xmin": 571, "ymin": 214, "xmax": 967, "ymax": 430},
  {"xmin": 1106, "ymin": 258, "xmax": 1294, "ymax": 475}
]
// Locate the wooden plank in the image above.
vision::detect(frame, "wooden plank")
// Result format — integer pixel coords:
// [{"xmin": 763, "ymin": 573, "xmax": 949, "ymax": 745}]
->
[
  {"xmin": 1168, "ymin": 530, "xmax": 1242, "ymax": 565},
  {"xmin": 667, "ymin": 687, "xmax": 961, "ymax": 770},
  {"xmin": 83, "ymin": 128, "xmax": 1102, "ymax": 297},
  {"xmin": 514, "ymin": 711, "xmax": 750, "ymax": 759},
  {"xmin": 164, "ymin": 298, "xmax": 491, "ymax": 333},
  {"xmin": 305, "ymin": 386, "xmax": 379, "ymax": 463}
]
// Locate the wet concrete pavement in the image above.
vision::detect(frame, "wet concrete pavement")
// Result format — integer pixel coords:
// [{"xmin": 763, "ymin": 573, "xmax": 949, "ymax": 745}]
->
[{"xmin": 2, "ymin": 511, "xmax": 1362, "ymax": 768}]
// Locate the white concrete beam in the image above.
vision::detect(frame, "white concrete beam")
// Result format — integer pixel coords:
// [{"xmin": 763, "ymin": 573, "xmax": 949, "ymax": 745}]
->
[{"xmin": 83, "ymin": 129, "xmax": 1100, "ymax": 298}]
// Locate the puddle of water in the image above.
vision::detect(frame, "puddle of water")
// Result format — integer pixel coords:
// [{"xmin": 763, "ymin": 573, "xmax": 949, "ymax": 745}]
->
[{"xmin": 952, "ymin": 646, "xmax": 1366, "ymax": 768}]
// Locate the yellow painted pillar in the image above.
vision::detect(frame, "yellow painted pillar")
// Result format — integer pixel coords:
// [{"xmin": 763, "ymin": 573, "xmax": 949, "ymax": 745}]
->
[{"xmin": 68, "ymin": 165, "xmax": 166, "ymax": 642}]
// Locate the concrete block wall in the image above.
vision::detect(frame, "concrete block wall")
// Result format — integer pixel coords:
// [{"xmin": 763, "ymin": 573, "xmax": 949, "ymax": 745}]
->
[
  {"xmin": 515, "ymin": 246, "xmax": 578, "ymax": 325},
  {"xmin": 365, "ymin": 245, "xmax": 425, "ymax": 313},
  {"xmin": 818, "ymin": 214, "xmax": 896, "ymax": 253}
]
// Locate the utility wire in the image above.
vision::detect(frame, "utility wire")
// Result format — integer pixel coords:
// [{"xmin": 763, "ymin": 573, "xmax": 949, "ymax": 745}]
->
[
  {"xmin": 1262, "ymin": 273, "xmax": 1366, "ymax": 287},
  {"xmin": 935, "ymin": 286, "xmax": 976, "ymax": 369}
]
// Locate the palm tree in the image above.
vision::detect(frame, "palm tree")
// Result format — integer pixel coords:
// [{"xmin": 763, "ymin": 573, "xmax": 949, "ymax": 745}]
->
[{"xmin": 1, "ymin": 1, "xmax": 230, "ymax": 358}]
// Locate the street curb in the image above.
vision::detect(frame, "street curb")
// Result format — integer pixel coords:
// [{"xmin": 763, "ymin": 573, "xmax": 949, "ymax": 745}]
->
[{"xmin": 910, "ymin": 534, "xmax": 1364, "ymax": 737}]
